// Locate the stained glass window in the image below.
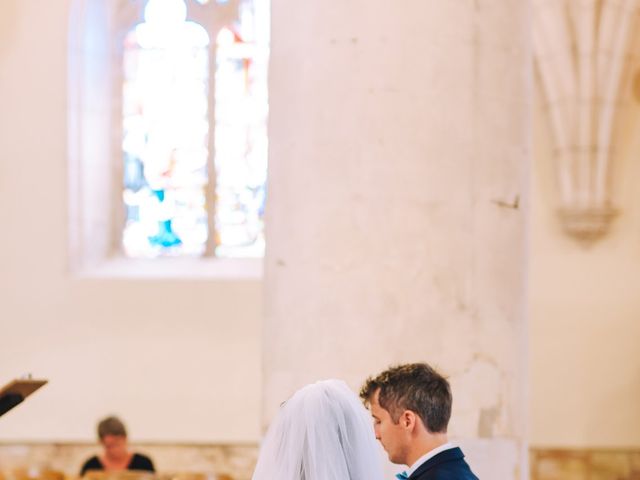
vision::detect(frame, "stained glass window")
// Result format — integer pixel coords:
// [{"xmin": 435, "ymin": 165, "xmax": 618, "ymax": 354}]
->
[
  {"xmin": 122, "ymin": 0, "xmax": 268, "ymax": 259},
  {"xmin": 214, "ymin": 5, "xmax": 268, "ymax": 258}
]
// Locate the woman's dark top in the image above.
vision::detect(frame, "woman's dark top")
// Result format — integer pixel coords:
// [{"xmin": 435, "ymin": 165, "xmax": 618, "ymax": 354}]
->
[{"xmin": 80, "ymin": 453, "xmax": 155, "ymax": 476}]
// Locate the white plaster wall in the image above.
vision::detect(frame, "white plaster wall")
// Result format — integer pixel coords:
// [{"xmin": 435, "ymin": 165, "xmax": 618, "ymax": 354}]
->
[
  {"xmin": 9, "ymin": 0, "xmax": 640, "ymax": 459},
  {"xmin": 265, "ymin": 1, "xmax": 530, "ymax": 478},
  {"xmin": 0, "ymin": 0, "xmax": 262, "ymax": 443},
  {"xmin": 529, "ymin": 87, "xmax": 640, "ymax": 447}
]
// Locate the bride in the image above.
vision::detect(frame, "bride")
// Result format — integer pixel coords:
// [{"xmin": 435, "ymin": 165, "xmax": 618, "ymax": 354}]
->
[{"xmin": 252, "ymin": 379, "xmax": 384, "ymax": 480}]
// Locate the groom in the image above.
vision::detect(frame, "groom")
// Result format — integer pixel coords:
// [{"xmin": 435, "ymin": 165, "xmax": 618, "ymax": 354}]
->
[{"xmin": 360, "ymin": 363, "xmax": 479, "ymax": 480}]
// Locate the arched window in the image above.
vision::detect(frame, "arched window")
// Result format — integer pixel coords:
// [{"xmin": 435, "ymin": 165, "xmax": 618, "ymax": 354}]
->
[{"xmin": 68, "ymin": 0, "xmax": 268, "ymax": 271}]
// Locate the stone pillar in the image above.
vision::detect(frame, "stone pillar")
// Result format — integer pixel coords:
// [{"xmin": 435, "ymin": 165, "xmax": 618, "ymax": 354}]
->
[{"xmin": 264, "ymin": 2, "xmax": 530, "ymax": 479}]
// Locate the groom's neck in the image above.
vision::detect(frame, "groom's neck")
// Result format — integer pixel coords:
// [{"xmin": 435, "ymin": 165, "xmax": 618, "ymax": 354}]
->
[{"xmin": 406, "ymin": 432, "xmax": 449, "ymax": 468}]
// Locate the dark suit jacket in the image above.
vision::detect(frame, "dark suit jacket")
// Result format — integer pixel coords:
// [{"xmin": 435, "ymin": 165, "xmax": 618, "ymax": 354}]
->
[{"xmin": 409, "ymin": 447, "xmax": 479, "ymax": 480}]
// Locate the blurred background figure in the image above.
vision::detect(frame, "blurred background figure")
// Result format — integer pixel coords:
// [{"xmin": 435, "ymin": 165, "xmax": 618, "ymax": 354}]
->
[{"xmin": 80, "ymin": 416, "xmax": 155, "ymax": 476}]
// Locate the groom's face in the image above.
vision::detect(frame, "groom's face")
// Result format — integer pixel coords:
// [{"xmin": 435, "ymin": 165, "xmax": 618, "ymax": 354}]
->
[{"xmin": 370, "ymin": 389, "xmax": 410, "ymax": 465}]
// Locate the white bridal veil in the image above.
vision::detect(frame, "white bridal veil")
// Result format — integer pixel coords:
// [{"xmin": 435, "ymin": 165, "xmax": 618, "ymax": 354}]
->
[{"xmin": 252, "ymin": 379, "xmax": 384, "ymax": 480}]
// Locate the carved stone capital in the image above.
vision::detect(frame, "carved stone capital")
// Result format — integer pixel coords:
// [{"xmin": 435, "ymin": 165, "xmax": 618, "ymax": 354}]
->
[{"xmin": 558, "ymin": 206, "xmax": 618, "ymax": 242}]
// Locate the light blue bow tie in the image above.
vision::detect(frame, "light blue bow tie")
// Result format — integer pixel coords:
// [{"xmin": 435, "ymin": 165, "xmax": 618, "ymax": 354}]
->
[{"xmin": 395, "ymin": 471, "xmax": 409, "ymax": 480}]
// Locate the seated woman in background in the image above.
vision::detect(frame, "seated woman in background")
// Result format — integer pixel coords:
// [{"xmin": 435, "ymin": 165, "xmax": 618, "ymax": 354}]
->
[{"xmin": 80, "ymin": 416, "xmax": 155, "ymax": 476}]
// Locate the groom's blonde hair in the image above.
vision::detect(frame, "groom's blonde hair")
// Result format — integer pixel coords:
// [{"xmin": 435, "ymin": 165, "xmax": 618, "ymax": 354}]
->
[{"xmin": 360, "ymin": 362, "xmax": 452, "ymax": 433}]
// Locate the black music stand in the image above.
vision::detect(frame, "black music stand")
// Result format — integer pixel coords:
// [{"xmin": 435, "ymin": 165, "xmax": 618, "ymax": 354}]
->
[{"xmin": 0, "ymin": 378, "xmax": 47, "ymax": 418}]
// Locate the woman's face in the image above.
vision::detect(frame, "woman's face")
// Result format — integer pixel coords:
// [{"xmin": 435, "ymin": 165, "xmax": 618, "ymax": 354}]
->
[{"xmin": 101, "ymin": 434, "xmax": 128, "ymax": 460}]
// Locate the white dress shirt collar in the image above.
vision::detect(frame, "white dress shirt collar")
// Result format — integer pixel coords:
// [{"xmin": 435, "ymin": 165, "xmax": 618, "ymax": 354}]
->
[{"xmin": 406, "ymin": 442, "xmax": 457, "ymax": 476}]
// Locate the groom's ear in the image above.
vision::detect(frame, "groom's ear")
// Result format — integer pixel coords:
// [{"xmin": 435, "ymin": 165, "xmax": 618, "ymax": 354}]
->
[{"xmin": 400, "ymin": 410, "xmax": 417, "ymax": 430}]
